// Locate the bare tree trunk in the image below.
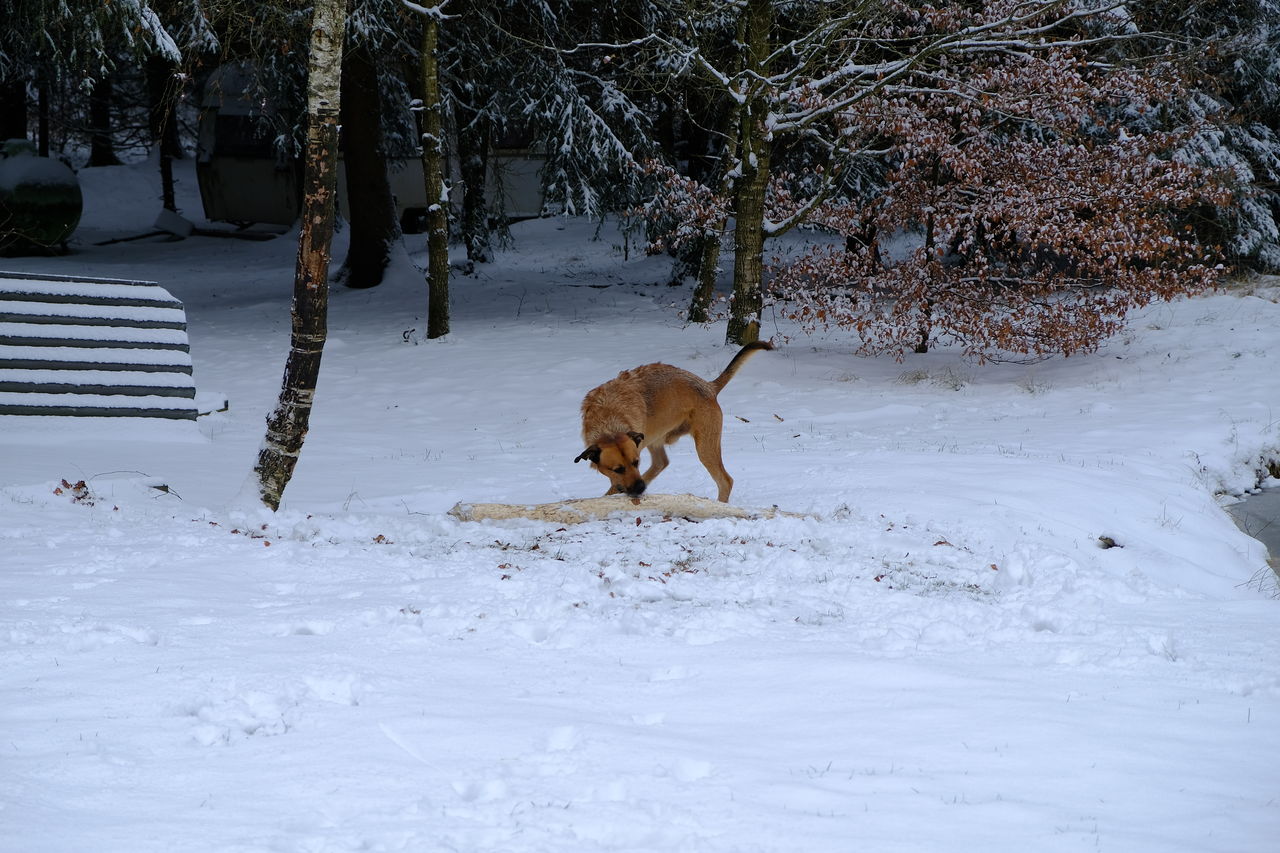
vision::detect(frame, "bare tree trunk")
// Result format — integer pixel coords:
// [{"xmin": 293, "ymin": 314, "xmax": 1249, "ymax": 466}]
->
[
  {"xmin": 418, "ymin": 10, "xmax": 450, "ymax": 338},
  {"xmin": 36, "ymin": 78, "xmax": 49, "ymax": 156},
  {"xmin": 254, "ymin": 0, "xmax": 346, "ymax": 511},
  {"xmin": 688, "ymin": 101, "xmax": 739, "ymax": 324},
  {"xmin": 338, "ymin": 45, "xmax": 399, "ymax": 289},
  {"xmin": 724, "ymin": 0, "xmax": 771, "ymax": 345},
  {"xmin": 146, "ymin": 56, "xmax": 182, "ymax": 211},
  {"xmin": 1, "ymin": 78, "xmax": 28, "ymax": 142},
  {"xmin": 457, "ymin": 114, "xmax": 493, "ymax": 264},
  {"xmin": 87, "ymin": 76, "xmax": 122, "ymax": 167},
  {"xmin": 686, "ymin": 233, "xmax": 721, "ymax": 323},
  {"xmin": 726, "ymin": 152, "xmax": 768, "ymax": 344}
]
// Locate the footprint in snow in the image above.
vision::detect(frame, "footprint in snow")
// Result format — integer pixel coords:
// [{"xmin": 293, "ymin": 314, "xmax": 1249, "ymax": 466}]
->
[
  {"xmin": 649, "ymin": 665, "xmax": 694, "ymax": 682},
  {"xmin": 451, "ymin": 779, "xmax": 508, "ymax": 803},
  {"xmin": 509, "ymin": 620, "xmax": 552, "ymax": 645},
  {"xmin": 668, "ymin": 758, "xmax": 713, "ymax": 782},
  {"xmin": 182, "ymin": 688, "xmax": 298, "ymax": 746},
  {"xmin": 61, "ymin": 621, "xmax": 159, "ymax": 652},
  {"xmin": 275, "ymin": 620, "xmax": 335, "ymax": 637},
  {"xmin": 304, "ymin": 674, "xmax": 363, "ymax": 706},
  {"xmin": 546, "ymin": 725, "xmax": 579, "ymax": 752}
]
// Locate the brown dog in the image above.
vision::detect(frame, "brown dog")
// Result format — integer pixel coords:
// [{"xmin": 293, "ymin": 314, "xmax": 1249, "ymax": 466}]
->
[{"xmin": 575, "ymin": 341, "xmax": 773, "ymax": 502}]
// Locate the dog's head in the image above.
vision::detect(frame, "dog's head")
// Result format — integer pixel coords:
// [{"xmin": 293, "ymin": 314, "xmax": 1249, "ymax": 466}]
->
[{"xmin": 575, "ymin": 431, "xmax": 646, "ymax": 496}]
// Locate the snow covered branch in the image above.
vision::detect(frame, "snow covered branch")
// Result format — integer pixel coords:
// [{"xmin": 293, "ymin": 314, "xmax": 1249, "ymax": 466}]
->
[{"xmin": 398, "ymin": 0, "xmax": 451, "ymax": 21}]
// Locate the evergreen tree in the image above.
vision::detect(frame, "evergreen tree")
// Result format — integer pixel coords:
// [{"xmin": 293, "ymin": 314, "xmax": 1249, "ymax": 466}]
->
[
  {"xmin": 1121, "ymin": 0, "xmax": 1280, "ymax": 271},
  {"xmin": 0, "ymin": 0, "xmax": 181, "ymax": 153},
  {"xmin": 432, "ymin": 1, "xmax": 658, "ymax": 252}
]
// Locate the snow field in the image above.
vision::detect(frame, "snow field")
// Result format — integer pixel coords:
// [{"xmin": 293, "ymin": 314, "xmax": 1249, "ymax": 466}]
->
[{"xmin": 3, "ymin": 485, "xmax": 1276, "ymax": 852}]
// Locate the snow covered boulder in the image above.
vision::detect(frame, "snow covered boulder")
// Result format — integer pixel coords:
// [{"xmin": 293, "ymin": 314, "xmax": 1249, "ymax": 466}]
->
[{"xmin": 0, "ymin": 139, "xmax": 83, "ymax": 255}]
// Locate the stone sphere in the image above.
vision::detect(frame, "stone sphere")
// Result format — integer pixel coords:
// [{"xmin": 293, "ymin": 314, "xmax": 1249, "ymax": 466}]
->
[{"xmin": 0, "ymin": 140, "xmax": 83, "ymax": 255}]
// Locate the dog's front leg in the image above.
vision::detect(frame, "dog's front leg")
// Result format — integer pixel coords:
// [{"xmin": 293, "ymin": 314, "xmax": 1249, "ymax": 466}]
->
[{"xmin": 642, "ymin": 445, "xmax": 670, "ymax": 487}]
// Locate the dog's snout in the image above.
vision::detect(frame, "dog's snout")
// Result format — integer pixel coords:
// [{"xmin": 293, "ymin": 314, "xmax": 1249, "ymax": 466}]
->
[{"xmin": 627, "ymin": 479, "xmax": 647, "ymax": 496}]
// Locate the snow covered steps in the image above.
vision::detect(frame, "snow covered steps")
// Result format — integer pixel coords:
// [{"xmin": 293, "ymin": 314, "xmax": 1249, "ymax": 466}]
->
[{"xmin": 0, "ymin": 271, "xmax": 197, "ymax": 419}]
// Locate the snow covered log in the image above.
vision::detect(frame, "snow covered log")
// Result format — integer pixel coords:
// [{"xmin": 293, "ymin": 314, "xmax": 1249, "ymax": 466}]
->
[{"xmin": 449, "ymin": 492, "xmax": 802, "ymax": 525}]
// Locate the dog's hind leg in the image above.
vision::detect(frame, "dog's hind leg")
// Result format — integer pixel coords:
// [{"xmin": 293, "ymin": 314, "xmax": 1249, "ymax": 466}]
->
[{"xmin": 692, "ymin": 410, "xmax": 734, "ymax": 502}]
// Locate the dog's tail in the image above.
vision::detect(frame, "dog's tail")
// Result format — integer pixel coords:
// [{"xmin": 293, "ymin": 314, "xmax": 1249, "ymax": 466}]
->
[{"xmin": 711, "ymin": 341, "xmax": 774, "ymax": 393}]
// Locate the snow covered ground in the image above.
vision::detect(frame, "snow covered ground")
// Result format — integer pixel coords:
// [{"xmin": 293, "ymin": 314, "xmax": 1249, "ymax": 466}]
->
[{"xmin": 1, "ymin": 159, "xmax": 1278, "ymax": 852}]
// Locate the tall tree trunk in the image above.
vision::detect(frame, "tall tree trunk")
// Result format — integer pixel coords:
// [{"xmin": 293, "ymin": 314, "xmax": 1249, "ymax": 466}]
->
[
  {"xmin": 457, "ymin": 114, "xmax": 493, "ymax": 264},
  {"xmin": 726, "ymin": 147, "xmax": 769, "ymax": 344},
  {"xmin": 254, "ymin": 0, "xmax": 346, "ymax": 511},
  {"xmin": 36, "ymin": 78, "xmax": 49, "ymax": 157},
  {"xmin": 1, "ymin": 78, "xmax": 28, "ymax": 142},
  {"xmin": 87, "ymin": 77, "xmax": 122, "ymax": 167},
  {"xmin": 419, "ymin": 10, "xmax": 450, "ymax": 338},
  {"xmin": 146, "ymin": 57, "xmax": 183, "ymax": 211},
  {"xmin": 725, "ymin": 0, "xmax": 772, "ymax": 345},
  {"xmin": 338, "ymin": 45, "xmax": 399, "ymax": 289},
  {"xmin": 688, "ymin": 96, "xmax": 740, "ymax": 324},
  {"xmin": 687, "ymin": 232, "xmax": 724, "ymax": 323}
]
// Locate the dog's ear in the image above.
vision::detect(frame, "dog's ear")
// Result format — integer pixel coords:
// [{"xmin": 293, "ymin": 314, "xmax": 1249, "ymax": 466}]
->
[
  {"xmin": 627, "ymin": 431, "xmax": 644, "ymax": 447},
  {"xmin": 574, "ymin": 445, "xmax": 601, "ymax": 464}
]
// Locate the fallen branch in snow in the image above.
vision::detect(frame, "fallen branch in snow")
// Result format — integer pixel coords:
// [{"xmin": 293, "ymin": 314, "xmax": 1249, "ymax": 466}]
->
[{"xmin": 448, "ymin": 493, "xmax": 804, "ymax": 525}]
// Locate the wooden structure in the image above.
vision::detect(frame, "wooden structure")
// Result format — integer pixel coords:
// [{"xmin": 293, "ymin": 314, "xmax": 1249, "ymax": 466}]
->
[
  {"xmin": 196, "ymin": 63, "xmax": 548, "ymax": 230},
  {"xmin": 0, "ymin": 271, "xmax": 198, "ymax": 419}
]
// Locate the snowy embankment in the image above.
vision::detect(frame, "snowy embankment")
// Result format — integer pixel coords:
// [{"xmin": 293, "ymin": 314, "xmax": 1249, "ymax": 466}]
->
[{"xmin": 1, "ymin": 160, "xmax": 1278, "ymax": 852}]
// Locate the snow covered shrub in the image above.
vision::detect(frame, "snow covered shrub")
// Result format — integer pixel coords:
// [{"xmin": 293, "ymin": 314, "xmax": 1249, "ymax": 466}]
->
[
  {"xmin": 637, "ymin": 160, "xmax": 730, "ymax": 256},
  {"xmin": 769, "ymin": 48, "xmax": 1232, "ymax": 361}
]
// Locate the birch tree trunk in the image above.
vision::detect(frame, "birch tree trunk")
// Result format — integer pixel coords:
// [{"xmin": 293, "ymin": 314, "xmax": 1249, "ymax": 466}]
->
[
  {"xmin": 254, "ymin": 0, "xmax": 345, "ymax": 511},
  {"xmin": 418, "ymin": 10, "xmax": 451, "ymax": 338}
]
